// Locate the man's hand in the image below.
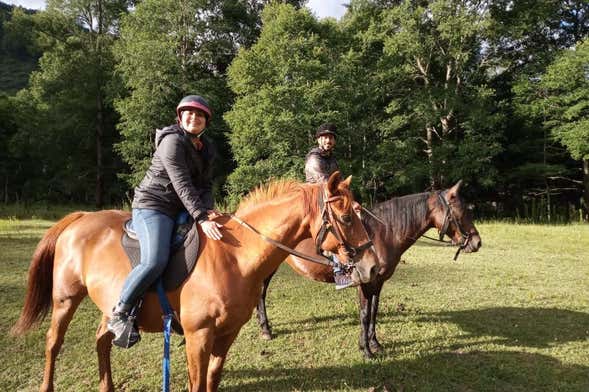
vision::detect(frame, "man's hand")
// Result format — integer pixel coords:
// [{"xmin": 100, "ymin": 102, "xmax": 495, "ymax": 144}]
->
[
  {"xmin": 352, "ymin": 201, "xmax": 362, "ymax": 217},
  {"xmin": 200, "ymin": 220, "xmax": 223, "ymax": 240}
]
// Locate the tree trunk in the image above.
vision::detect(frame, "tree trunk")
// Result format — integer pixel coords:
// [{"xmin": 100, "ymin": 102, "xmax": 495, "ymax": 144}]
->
[
  {"xmin": 95, "ymin": 94, "xmax": 104, "ymax": 208},
  {"xmin": 426, "ymin": 125, "xmax": 440, "ymax": 189},
  {"xmin": 95, "ymin": 0, "xmax": 104, "ymax": 208},
  {"xmin": 583, "ymin": 159, "xmax": 589, "ymax": 221}
]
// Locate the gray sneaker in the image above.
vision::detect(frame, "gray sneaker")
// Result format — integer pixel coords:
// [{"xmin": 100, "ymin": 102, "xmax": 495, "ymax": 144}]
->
[
  {"xmin": 107, "ymin": 311, "xmax": 141, "ymax": 348},
  {"xmin": 334, "ymin": 272, "xmax": 354, "ymax": 290}
]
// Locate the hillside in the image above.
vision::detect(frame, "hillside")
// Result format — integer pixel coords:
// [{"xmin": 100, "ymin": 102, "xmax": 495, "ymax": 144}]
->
[{"xmin": 0, "ymin": 1, "xmax": 38, "ymax": 94}]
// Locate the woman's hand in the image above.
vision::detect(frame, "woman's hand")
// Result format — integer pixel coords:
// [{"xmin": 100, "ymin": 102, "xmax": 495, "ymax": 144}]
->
[{"xmin": 200, "ymin": 220, "xmax": 223, "ymax": 240}]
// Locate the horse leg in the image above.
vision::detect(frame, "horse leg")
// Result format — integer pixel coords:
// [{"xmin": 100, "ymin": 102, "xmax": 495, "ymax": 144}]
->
[
  {"xmin": 256, "ymin": 269, "xmax": 276, "ymax": 340},
  {"xmin": 40, "ymin": 293, "xmax": 84, "ymax": 392},
  {"xmin": 95, "ymin": 316, "xmax": 115, "ymax": 392},
  {"xmin": 368, "ymin": 282, "xmax": 384, "ymax": 353},
  {"xmin": 207, "ymin": 331, "xmax": 240, "ymax": 392},
  {"xmin": 357, "ymin": 284, "xmax": 374, "ymax": 359},
  {"xmin": 185, "ymin": 328, "xmax": 214, "ymax": 392}
]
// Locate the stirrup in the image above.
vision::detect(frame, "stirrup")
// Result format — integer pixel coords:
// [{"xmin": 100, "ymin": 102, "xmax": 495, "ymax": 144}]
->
[
  {"xmin": 110, "ymin": 300, "xmax": 142, "ymax": 349},
  {"xmin": 111, "ymin": 317, "xmax": 141, "ymax": 348}
]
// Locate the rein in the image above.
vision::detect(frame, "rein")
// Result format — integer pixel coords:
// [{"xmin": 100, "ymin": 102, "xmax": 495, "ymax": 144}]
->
[
  {"xmin": 227, "ymin": 213, "xmax": 335, "ymax": 267},
  {"xmin": 226, "ymin": 185, "xmax": 373, "ymax": 268}
]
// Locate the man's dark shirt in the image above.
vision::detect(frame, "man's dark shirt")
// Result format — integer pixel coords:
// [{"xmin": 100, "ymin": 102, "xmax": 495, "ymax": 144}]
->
[{"xmin": 304, "ymin": 147, "xmax": 339, "ymax": 183}]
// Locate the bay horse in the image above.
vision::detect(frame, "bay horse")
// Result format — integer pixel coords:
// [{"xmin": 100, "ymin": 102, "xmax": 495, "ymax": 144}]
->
[
  {"xmin": 255, "ymin": 180, "xmax": 482, "ymax": 358},
  {"xmin": 11, "ymin": 172, "xmax": 379, "ymax": 392}
]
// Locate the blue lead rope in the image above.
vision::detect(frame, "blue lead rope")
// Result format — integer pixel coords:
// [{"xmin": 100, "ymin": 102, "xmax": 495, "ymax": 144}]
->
[{"xmin": 156, "ymin": 279, "xmax": 173, "ymax": 392}]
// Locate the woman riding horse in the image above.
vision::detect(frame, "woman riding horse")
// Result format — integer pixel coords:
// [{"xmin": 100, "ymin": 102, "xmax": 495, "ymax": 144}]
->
[
  {"xmin": 11, "ymin": 170, "xmax": 379, "ymax": 391},
  {"xmin": 108, "ymin": 95, "xmax": 224, "ymax": 347}
]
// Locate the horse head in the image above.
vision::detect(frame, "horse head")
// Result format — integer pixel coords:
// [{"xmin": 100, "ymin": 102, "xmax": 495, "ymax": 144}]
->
[
  {"xmin": 311, "ymin": 171, "xmax": 379, "ymax": 286},
  {"xmin": 431, "ymin": 180, "xmax": 482, "ymax": 254}
]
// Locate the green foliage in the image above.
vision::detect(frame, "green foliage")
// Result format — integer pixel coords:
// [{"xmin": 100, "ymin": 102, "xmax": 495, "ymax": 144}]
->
[
  {"xmin": 114, "ymin": 0, "xmax": 276, "ymax": 191},
  {"xmin": 540, "ymin": 40, "xmax": 589, "ymax": 161},
  {"xmin": 0, "ymin": 5, "xmax": 39, "ymax": 93},
  {"xmin": 2, "ymin": 1, "xmax": 129, "ymax": 205},
  {"xmin": 226, "ymin": 3, "xmax": 347, "ymax": 202}
]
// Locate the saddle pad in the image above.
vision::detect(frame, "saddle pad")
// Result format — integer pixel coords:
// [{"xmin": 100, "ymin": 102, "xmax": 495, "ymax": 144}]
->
[{"xmin": 121, "ymin": 223, "xmax": 200, "ymax": 291}]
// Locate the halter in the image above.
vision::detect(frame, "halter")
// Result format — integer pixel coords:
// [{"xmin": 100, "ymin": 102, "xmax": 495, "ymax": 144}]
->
[
  {"xmin": 314, "ymin": 187, "xmax": 374, "ymax": 265},
  {"xmin": 436, "ymin": 191, "xmax": 471, "ymax": 260},
  {"xmin": 229, "ymin": 185, "xmax": 373, "ymax": 268}
]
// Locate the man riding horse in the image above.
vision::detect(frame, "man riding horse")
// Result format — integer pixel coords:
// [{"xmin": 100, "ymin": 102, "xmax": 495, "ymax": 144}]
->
[{"xmin": 305, "ymin": 123, "xmax": 361, "ymax": 289}]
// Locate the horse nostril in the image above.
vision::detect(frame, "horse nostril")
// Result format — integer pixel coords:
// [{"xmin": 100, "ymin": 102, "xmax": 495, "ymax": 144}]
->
[{"xmin": 370, "ymin": 264, "xmax": 379, "ymax": 280}]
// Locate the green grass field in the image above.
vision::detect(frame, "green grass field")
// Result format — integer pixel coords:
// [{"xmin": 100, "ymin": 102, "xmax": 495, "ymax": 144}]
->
[{"xmin": 1, "ymin": 217, "xmax": 588, "ymax": 391}]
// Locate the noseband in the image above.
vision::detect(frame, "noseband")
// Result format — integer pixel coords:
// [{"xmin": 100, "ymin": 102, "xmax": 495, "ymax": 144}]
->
[
  {"xmin": 314, "ymin": 188, "xmax": 373, "ymax": 265},
  {"xmin": 437, "ymin": 191, "xmax": 471, "ymax": 260}
]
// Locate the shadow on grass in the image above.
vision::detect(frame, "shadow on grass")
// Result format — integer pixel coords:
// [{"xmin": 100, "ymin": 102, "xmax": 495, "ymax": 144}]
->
[
  {"xmin": 268, "ymin": 312, "xmax": 359, "ymax": 336},
  {"xmin": 412, "ymin": 307, "xmax": 589, "ymax": 348},
  {"xmin": 222, "ymin": 350, "xmax": 588, "ymax": 391}
]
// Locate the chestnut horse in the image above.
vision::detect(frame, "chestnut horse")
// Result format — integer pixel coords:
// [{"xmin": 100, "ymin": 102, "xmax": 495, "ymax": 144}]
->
[
  {"xmin": 256, "ymin": 180, "xmax": 482, "ymax": 358},
  {"xmin": 11, "ymin": 172, "xmax": 379, "ymax": 392}
]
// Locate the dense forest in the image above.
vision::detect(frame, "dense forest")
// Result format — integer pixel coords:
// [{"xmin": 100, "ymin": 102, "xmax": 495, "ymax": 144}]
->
[{"xmin": 0, "ymin": 0, "xmax": 587, "ymax": 222}]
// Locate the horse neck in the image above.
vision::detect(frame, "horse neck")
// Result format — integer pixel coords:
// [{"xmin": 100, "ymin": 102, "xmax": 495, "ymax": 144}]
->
[
  {"xmin": 371, "ymin": 192, "xmax": 435, "ymax": 255},
  {"xmin": 233, "ymin": 192, "xmax": 313, "ymax": 281}
]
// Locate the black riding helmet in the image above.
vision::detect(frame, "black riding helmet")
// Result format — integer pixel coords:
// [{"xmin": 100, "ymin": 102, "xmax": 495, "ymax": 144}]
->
[
  {"xmin": 315, "ymin": 123, "xmax": 337, "ymax": 138},
  {"xmin": 176, "ymin": 95, "xmax": 212, "ymax": 125}
]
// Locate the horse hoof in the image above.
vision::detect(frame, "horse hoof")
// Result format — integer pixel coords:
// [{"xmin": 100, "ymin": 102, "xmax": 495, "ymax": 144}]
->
[
  {"xmin": 260, "ymin": 331, "xmax": 273, "ymax": 340},
  {"xmin": 363, "ymin": 349, "xmax": 375, "ymax": 360}
]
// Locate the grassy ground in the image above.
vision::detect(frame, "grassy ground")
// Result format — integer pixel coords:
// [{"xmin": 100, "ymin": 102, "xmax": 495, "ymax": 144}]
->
[{"xmin": 1, "ymin": 217, "xmax": 588, "ymax": 391}]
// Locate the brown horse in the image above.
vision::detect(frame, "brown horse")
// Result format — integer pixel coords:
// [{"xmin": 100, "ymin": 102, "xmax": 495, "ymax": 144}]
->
[
  {"xmin": 255, "ymin": 180, "xmax": 482, "ymax": 358},
  {"xmin": 11, "ymin": 172, "xmax": 379, "ymax": 392}
]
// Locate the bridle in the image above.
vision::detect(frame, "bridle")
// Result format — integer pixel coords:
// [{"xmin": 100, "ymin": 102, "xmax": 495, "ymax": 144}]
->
[
  {"xmin": 314, "ymin": 188, "xmax": 373, "ymax": 265},
  {"xmin": 435, "ymin": 191, "xmax": 472, "ymax": 261},
  {"xmin": 229, "ymin": 185, "xmax": 373, "ymax": 268}
]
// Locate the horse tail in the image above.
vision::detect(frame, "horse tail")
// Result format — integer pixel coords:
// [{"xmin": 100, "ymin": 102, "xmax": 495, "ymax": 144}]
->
[{"xmin": 11, "ymin": 211, "xmax": 86, "ymax": 336}]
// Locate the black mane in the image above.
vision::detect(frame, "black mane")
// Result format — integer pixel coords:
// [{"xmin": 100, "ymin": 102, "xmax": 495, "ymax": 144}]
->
[{"xmin": 363, "ymin": 192, "xmax": 431, "ymax": 239}]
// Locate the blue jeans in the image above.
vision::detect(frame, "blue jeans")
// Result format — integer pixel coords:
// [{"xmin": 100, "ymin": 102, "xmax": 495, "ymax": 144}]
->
[
  {"xmin": 119, "ymin": 208, "xmax": 175, "ymax": 305},
  {"xmin": 332, "ymin": 254, "xmax": 342, "ymax": 274}
]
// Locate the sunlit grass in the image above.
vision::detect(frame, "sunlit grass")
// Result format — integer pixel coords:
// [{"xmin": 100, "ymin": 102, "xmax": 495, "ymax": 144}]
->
[{"xmin": 1, "ymin": 218, "xmax": 588, "ymax": 391}]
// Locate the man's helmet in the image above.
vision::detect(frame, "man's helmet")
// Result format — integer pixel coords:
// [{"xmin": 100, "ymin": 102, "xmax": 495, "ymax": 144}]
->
[
  {"xmin": 315, "ymin": 123, "xmax": 337, "ymax": 138},
  {"xmin": 176, "ymin": 95, "xmax": 212, "ymax": 124}
]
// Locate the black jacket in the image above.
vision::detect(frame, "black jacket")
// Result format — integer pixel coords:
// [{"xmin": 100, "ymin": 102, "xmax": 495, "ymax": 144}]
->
[
  {"xmin": 304, "ymin": 147, "xmax": 339, "ymax": 183},
  {"xmin": 132, "ymin": 124, "xmax": 215, "ymax": 222}
]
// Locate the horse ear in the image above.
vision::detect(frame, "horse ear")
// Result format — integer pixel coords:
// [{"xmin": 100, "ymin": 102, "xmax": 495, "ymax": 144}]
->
[
  {"xmin": 341, "ymin": 175, "xmax": 352, "ymax": 189},
  {"xmin": 327, "ymin": 171, "xmax": 342, "ymax": 194},
  {"xmin": 447, "ymin": 180, "xmax": 463, "ymax": 200}
]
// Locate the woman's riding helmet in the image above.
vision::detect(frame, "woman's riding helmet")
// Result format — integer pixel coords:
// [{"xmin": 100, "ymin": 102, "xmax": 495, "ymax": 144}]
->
[{"xmin": 176, "ymin": 95, "xmax": 212, "ymax": 125}]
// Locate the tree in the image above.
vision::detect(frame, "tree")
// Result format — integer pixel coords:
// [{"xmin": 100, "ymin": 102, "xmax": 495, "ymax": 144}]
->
[
  {"xmin": 490, "ymin": 0, "xmax": 589, "ymax": 220},
  {"xmin": 345, "ymin": 0, "xmax": 503, "ymax": 195},
  {"xmin": 515, "ymin": 39, "xmax": 589, "ymax": 219},
  {"xmin": 225, "ymin": 3, "xmax": 357, "ymax": 204},
  {"xmin": 7, "ymin": 0, "xmax": 129, "ymax": 206},
  {"xmin": 114, "ymin": 0, "xmax": 298, "ymax": 196}
]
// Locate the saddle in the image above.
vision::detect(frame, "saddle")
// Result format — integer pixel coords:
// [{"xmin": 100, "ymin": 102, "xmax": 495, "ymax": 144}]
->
[{"xmin": 121, "ymin": 212, "xmax": 200, "ymax": 292}]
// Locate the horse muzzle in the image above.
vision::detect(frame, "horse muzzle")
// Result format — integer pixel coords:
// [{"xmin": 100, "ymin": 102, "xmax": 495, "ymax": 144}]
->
[
  {"xmin": 463, "ymin": 232, "xmax": 482, "ymax": 253},
  {"xmin": 349, "ymin": 251, "xmax": 379, "ymax": 285}
]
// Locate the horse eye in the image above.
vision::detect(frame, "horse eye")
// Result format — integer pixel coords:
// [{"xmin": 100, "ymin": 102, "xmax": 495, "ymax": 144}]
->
[{"xmin": 340, "ymin": 214, "xmax": 352, "ymax": 224}]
